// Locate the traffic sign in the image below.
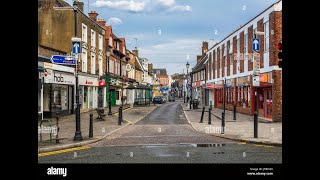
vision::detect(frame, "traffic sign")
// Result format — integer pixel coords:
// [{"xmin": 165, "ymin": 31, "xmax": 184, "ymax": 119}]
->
[
  {"xmin": 72, "ymin": 37, "xmax": 81, "ymax": 54},
  {"xmin": 252, "ymin": 38, "xmax": 260, "ymax": 52},
  {"xmin": 51, "ymin": 55, "xmax": 76, "ymax": 65}
]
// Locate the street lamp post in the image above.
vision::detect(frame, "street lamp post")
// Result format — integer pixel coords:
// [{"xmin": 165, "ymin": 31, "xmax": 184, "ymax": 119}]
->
[
  {"xmin": 186, "ymin": 62, "xmax": 190, "ymax": 105},
  {"xmin": 73, "ymin": 7, "xmax": 83, "ymax": 141},
  {"xmin": 106, "ymin": 49, "xmax": 112, "ymax": 115}
]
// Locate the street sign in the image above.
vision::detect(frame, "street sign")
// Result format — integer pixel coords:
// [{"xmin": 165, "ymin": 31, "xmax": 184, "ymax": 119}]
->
[
  {"xmin": 252, "ymin": 38, "xmax": 260, "ymax": 52},
  {"xmin": 50, "ymin": 55, "xmax": 76, "ymax": 65},
  {"xmin": 72, "ymin": 37, "xmax": 81, "ymax": 54}
]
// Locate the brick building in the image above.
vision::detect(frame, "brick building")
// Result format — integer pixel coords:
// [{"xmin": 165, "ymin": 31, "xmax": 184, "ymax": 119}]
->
[
  {"xmin": 204, "ymin": 0, "xmax": 282, "ymax": 121},
  {"xmin": 38, "ymin": 0, "xmax": 107, "ymax": 118}
]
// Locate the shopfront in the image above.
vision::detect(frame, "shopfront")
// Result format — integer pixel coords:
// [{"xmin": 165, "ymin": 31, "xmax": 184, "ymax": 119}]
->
[
  {"xmin": 98, "ymin": 80, "xmax": 106, "ymax": 108},
  {"xmin": 79, "ymin": 75, "xmax": 99, "ymax": 111},
  {"xmin": 256, "ymin": 72, "xmax": 273, "ymax": 119},
  {"xmin": 43, "ymin": 69, "xmax": 75, "ymax": 118},
  {"xmin": 205, "ymin": 82, "xmax": 215, "ymax": 106}
]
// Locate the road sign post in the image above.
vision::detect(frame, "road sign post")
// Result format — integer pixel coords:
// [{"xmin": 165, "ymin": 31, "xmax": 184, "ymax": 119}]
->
[
  {"xmin": 252, "ymin": 37, "xmax": 260, "ymax": 139},
  {"xmin": 72, "ymin": 37, "xmax": 83, "ymax": 141}
]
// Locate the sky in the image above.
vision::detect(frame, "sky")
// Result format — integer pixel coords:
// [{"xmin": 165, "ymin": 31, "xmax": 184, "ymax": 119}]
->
[{"xmin": 65, "ymin": 0, "xmax": 278, "ymax": 75}]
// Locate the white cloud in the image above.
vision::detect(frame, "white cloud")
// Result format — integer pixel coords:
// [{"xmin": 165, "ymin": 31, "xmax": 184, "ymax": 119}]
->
[
  {"xmin": 168, "ymin": 5, "xmax": 192, "ymax": 12},
  {"xmin": 157, "ymin": 0, "xmax": 175, "ymax": 7},
  {"xmin": 94, "ymin": 0, "xmax": 146, "ymax": 13},
  {"xmin": 93, "ymin": 0, "xmax": 191, "ymax": 14},
  {"xmin": 107, "ymin": 17, "xmax": 123, "ymax": 25}
]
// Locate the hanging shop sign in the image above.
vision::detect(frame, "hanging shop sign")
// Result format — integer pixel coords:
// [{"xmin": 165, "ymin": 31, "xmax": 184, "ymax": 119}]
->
[
  {"xmin": 226, "ymin": 78, "xmax": 235, "ymax": 88},
  {"xmin": 99, "ymin": 80, "xmax": 106, "ymax": 87},
  {"xmin": 259, "ymin": 72, "xmax": 272, "ymax": 83}
]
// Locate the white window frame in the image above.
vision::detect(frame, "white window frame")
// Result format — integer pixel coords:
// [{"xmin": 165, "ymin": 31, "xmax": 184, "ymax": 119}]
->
[
  {"xmin": 91, "ymin": 30, "xmax": 96, "ymax": 47},
  {"xmin": 109, "ymin": 37, "xmax": 113, "ymax": 47},
  {"xmin": 82, "ymin": 48, "xmax": 87, "ymax": 73},
  {"xmin": 82, "ymin": 24, "xmax": 87, "ymax": 43},
  {"xmin": 98, "ymin": 34, "xmax": 103, "ymax": 50},
  {"xmin": 91, "ymin": 52, "xmax": 96, "ymax": 74},
  {"xmin": 264, "ymin": 21, "xmax": 269, "ymax": 52},
  {"xmin": 99, "ymin": 56, "xmax": 103, "ymax": 76}
]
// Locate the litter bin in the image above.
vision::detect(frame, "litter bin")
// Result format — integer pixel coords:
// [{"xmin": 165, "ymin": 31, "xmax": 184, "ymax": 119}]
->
[{"xmin": 193, "ymin": 99, "xmax": 199, "ymax": 109}]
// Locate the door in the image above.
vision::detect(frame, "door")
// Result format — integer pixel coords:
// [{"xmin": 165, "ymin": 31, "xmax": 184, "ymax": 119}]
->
[
  {"xmin": 98, "ymin": 88, "xmax": 103, "ymax": 108},
  {"xmin": 264, "ymin": 88, "xmax": 272, "ymax": 118},
  {"xmin": 111, "ymin": 90, "xmax": 116, "ymax": 106}
]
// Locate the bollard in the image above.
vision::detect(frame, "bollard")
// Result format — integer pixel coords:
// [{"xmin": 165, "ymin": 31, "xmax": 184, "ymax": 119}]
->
[
  {"xmin": 199, "ymin": 106, "xmax": 205, "ymax": 123},
  {"xmin": 121, "ymin": 106, "xmax": 124, "ymax": 122},
  {"xmin": 118, "ymin": 107, "xmax": 122, "ymax": 125},
  {"xmin": 221, "ymin": 112, "xmax": 225, "ymax": 134},
  {"xmin": 190, "ymin": 100, "xmax": 192, "ymax": 109},
  {"xmin": 208, "ymin": 107, "xmax": 212, "ymax": 125},
  {"xmin": 89, "ymin": 113, "xmax": 93, "ymax": 138},
  {"xmin": 254, "ymin": 111, "xmax": 258, "ymax": 138},
  {"xmin": 56, "ymin": 112, "xmax": 59, "ymax": 143},
  {"xmin": 233, "ymin": 105, "xmax": 236, "ymax": 120}
]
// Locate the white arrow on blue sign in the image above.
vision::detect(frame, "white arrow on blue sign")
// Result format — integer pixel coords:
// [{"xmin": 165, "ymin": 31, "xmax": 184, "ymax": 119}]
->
[
  {"xmin": 72, "ymin": 42, "xmax": 81, "ymax": 54},
  {"xmin": 51, "ymin": 55, "xmax": 76, "ymax": 65},
  {"xmin": 252, "ymin": 38, "xmax": 260, "ymax": 51}
]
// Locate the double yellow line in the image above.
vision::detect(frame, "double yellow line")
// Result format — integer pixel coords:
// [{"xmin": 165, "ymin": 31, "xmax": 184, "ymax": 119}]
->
[{"xmin": 38, "ymin": 146, "xmax": 90, "ymax": 157}]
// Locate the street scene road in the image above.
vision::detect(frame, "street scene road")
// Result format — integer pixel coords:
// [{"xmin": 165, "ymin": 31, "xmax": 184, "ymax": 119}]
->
[{"xmin": 38, "ymin": 100, "xmax": 281, "ymax": 163}]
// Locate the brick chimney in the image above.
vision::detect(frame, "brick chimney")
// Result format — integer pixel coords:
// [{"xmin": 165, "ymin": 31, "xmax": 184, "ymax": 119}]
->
[
  {"xmin": 97, "ymin": 19, "xmax": 106, "ymax": 27},
  {"xmin": 197, "ymin": 55, "xmax": 203, "ymax": 62},
  {"xmin": 73, "ymin": 0, "xmax": 84, "ymax": 12},
  {"xmin": 132, "ymin": 47, "xmax": 139, "ymax": 58},
  {"xmin": 88, "ymin": 11, "xmax": 98, "ymax": 22},
  {"xmin": 202, "ymin": 41, "xmax": 208, "ymax": 56}
]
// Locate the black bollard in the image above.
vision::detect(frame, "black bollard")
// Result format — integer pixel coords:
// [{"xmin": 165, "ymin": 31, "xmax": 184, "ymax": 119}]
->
[
  {"xmin": 208, "ymin": 107, "xmax": 212, "ymax": 125},
  {"xmin": 200, "ymin": 106, "xmax": 205, "ymax": 123},
  {"xmin": 89, "ymin": 113, "xmax": 93, "ymax": 138},
  {"xmin": 233, "ymin": 105, "xmax": 236, "ymax": 120},
  {"xmin": 118, "ymin": 107, "xmax": 122, "ymax": 125},
  {"xmin": 56, "ymin": 112, "xmax": 59, "ymax": 143},
  {"xmin": 254, "ymin": 111, "xmax": 258, "ymax": 138},
  {"xmin": 221, "ymin": 112, "xmax": 225, "ymax": 134}
]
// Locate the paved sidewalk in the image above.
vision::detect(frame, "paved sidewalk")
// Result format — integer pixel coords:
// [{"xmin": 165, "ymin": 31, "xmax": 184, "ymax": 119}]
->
[
  {"xmin": 38, "ymin": 104, "xmax": 158, "ymax": 153},
  {"xmin": 180, "ymin": 100, "xmax": 282, "ymax": 145}
]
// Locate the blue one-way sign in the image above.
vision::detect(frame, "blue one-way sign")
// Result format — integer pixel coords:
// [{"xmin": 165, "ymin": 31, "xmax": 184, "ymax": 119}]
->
[
  {"xmin": 252, "ymin": 38, "xmax": 260, "ymax": 52},
  {"xmin": 72, "ymin": 41, "xmax": 81, "ymax": 54},
  {"xmin": 51, "ymin": 55, "xmax": 76, "ymax": 65}
]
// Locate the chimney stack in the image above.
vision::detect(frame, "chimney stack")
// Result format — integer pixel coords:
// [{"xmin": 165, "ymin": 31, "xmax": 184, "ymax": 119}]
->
[
  {"xmin": 97, "ymin": 19, "xmax": 106, "ymax": 27},
  {"xmin": 202, "ymin": 41, "xmax": 208, "ymax": 55},
  {"xmin": 133, "ymin": 47, "xmax": 139, "ymax": 58},
  {"xmin": 73, "ymin": 0, "xmax": 84, "ymax": 12},
  {"xmin": 88, "ymin": 11, "xmax": 98, "ymax": 22}
]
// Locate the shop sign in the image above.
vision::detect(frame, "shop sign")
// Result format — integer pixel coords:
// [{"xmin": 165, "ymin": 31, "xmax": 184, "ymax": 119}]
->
[
  {"xmin": 79, "ymin": 75, "xmax": 98, "ymax": 86},
  {"xmin": 206, "ymin": 83, "xmax": 215, "ymax": 89},
  {"xmin": 44, "ymin": 70, "xmax": 75, "ymax": 85},
  {"xmin": 259, "ymin": 73, "xmax": 272, "ymax": 83},
  {"xmin": 237, "ymin": 76, "xmax": 251, "ymax": 86},
  {"xmin": 99, "ymin": 80, "xmax": 106, "ymax": 87},
  {"xmin": 226, "ymin": 79, "xmax": 235, "ymax": 88}
]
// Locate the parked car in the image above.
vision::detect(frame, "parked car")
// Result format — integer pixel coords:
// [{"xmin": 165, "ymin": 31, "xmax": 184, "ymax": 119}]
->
[
  {"xmin": 168, "ymin": 96, "xmax": 175, "ymax": 102},
  {"xmin": 153, "ymin": 96, "xmax": 164, "ymax": 104}
]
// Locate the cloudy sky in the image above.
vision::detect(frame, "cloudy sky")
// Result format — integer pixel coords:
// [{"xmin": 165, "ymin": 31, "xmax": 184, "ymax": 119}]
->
[{"xmin": 65, "ymin": 0, "xmax": 277, "ymax": 75}]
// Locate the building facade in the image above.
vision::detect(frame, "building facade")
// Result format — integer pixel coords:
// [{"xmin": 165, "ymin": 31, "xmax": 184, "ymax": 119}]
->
[{"xmin": 205, "ymin": 0, "xmax": 282, "ymax": 121}]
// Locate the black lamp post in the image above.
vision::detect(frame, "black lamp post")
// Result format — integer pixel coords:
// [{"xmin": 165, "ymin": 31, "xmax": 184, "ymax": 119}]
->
[
  {"xmin": 186, "ymin": 62, "xmax": 190, "ymax": 104},
  {"xmin": 106, "ymin": 49, "xmax": 112, "ymax": 115},
  {"xmin": 73, "ymin": 6, "xmax": 83, "ymax": 141}
]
